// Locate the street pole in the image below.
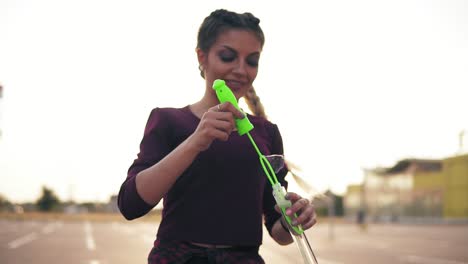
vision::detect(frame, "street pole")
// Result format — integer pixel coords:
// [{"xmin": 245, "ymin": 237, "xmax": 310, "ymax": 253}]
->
[
  {"xmin": 459, "ymin": 130, "xmax": 467, "ymax": 154},
  {"xmin": 328, "ymin": 189, "xmax": 335, "ymax": 240}
]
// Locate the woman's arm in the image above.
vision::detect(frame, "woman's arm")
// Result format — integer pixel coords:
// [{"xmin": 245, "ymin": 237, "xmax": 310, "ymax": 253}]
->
[
  {"xmin": 271, "ymin": 217, "xmax": 294, "ymax": 245},
  {"xmin": 135, "ymin": 133, "xmax": 201, "ymax": 205},
  {"xmin": 135, "ymin": 103, "xmax": 245, "ymax": 206}
]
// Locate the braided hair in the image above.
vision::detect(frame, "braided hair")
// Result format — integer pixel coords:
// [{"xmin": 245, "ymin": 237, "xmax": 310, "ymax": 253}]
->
[{"xmin": 198, "ymin": 10, "xmax": 304, "ymax": 187}]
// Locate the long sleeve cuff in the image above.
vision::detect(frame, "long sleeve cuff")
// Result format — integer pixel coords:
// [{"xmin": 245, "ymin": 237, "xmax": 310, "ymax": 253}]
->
[{"xmin": 117, "ymin": 175, "xmax": 154, "ymax": 220}]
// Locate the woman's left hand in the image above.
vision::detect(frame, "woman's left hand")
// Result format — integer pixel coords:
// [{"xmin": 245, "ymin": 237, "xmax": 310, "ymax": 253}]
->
[{"xmin": 275, "ymin": 192, "xmax": 317, "ymax": 231}]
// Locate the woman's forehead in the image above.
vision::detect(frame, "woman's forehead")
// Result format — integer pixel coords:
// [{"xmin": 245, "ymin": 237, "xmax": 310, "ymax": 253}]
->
[{"xmin": 212, "ymin": 29, "xmax": 262, "ymax": 52}]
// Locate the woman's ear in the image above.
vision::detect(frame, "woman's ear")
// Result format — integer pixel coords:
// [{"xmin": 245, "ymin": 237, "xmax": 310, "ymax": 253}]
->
[{"xmin": 196, "ymin": 48, "xmax": 206, "ymax": 69}]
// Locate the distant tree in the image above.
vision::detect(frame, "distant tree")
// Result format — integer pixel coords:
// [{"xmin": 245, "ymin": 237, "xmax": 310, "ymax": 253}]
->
[
  {"xmin": 313, "ymin": 191, "xmax": 344, "ymax": 217},
  {"xmin": 80, "ymin": 202, "xmax": 107, "ymax": 212},
  {"xmin": 0, "ymin": 193, "xmax": 12, "ymax": 211},
  {"xmin": 80, "ymin": 202, "xmax": 97, "ymax": 212},
  {"xmin": 36, "ymin": 186, "xmax": 61, "ymax": 212},
  {"xmin": 334, "ymin": 195, "xmax": 344, "ymax": 216}
]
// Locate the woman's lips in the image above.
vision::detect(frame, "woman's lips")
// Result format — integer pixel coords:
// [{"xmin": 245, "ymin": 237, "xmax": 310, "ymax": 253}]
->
[{"xmin": 225, "ymin": 80, "xmax": 244, "ymax": 90}]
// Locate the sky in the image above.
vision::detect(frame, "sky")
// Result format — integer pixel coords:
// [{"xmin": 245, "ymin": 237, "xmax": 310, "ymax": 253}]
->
[{"xmin": 0, "ymin": 0, "xmax": 467, "ymax": 203}]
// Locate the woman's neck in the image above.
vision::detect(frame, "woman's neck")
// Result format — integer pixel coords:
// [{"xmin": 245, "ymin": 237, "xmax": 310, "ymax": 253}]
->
[{"xmin": 189, "ymin": 95, "xmax": 219, "ymax": 119}]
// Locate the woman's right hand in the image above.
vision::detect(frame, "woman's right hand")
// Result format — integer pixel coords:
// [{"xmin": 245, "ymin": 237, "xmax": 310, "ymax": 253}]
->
[{"xmin": 190, "ymin": 102, "xmax": 245, "ymax": 151}]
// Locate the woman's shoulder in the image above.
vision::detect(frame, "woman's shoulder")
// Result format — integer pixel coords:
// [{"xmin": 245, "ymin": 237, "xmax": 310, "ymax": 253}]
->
[
  {"xmin": 247, "ymin": 113, "xmax": 278, "ymax": 129},
  {"xmin": 247, "ymin": 114, "xmax": 281, "ymax": 139},
  {"xmin": 148, "ymin": 105, "xmax": 191, "ymax": 118},
  {"xmin": 144, "ymin": 106, "xmax": 193, "ymax": 130}
]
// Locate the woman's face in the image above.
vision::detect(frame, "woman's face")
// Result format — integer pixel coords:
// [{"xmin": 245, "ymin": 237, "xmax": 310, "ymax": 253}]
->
[{"xmin": 198, "ymin": 29, "xmax": 262, "ymax": 99}]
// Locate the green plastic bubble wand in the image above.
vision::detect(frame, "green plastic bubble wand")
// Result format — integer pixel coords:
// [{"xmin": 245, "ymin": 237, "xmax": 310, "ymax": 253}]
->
[{"xmin": 213, "ymin": 79, "xmax": 319, "ymax": 264}]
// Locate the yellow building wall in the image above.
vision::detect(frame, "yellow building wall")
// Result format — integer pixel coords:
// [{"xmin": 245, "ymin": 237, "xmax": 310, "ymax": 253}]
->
[
  {"xmin": 411, "ymin": 171, "xmax": 443, "ymax": 217},
  {"xmin": 344, "ymin": 184, "xmax": 362, "ymax": 216},
  {"xmin": 443, "ymin": 154, "xmax": 468, "ymax": 218},
  {"xmin": 413, "ymin": 171, "xmax": 444, "ymax": 189}
]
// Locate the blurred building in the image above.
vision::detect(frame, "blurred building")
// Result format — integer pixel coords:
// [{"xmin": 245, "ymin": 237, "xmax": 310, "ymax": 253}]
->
[
  {"xmin": 443, "ymin": 154, "xmax": 468, "ymax": 218},
  {"xmin": 343, "ymin": 184, "xmax": 363, "ymax": 218},
  {"xmin": 311, "ymin": 190, "xmax": 344, "ymax": 217},
  {"xmin": 344, "ymin": 153, "xmax": 468, "ymax": 222},
  {"xmin": 106, "ymin": 195, "xmax": 119, "ymax": 213}
]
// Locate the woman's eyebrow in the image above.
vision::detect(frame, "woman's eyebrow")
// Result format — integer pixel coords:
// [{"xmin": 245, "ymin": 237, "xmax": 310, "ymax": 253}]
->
[
  {"xmin": 221, "ymin": 45, "xmax": 260, "ymax": 56},
  {"xmin": 221, "ymin": 45, "xmax": 238, "ymax": 54}
]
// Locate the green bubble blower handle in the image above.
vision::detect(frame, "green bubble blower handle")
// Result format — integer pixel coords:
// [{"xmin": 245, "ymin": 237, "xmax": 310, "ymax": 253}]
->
[{"xmin": 212, "ymin": 79, "xmax": 303, "ymax": 235}]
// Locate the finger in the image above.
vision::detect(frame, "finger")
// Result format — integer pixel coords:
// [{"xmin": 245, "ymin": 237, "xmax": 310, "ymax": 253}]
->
[
  {"xmin": 301, "ymin": 215, "xmax": 317, "ymax": 230},
  {"xmin": 199, "ymin": 118, "xmax": 232, "ymax": 140},
  {"xmin": 220, "ymin": 102, "xmax": 245, "ymax": 119},
  {"xmin": 285, "ymin": 192, "xmax": 302, "ymax": 203},
  {"xmin": 301, "ymin": 209, "xmax": 318, "ymax": 230},
  {"xmin": 206, "ymin": 126, "xmax": 230, "ymax": 141},
  {"xmin": 209, "ymin": 104, "xmax": 222, "ymax": 112},
  {"xmin": 293, "ymin": 205, "xmax": 315, "ymax": 226},
  {"xmin": 284, "ymin": 192, "xmax": 304, "ymax": 216},
  {"xmin": 274, "ymin": 204, "xmax": 281, "ymax": 214},
  {"xmin": 212, "ymin": 118, "xmax": 235, "ymax": 134},
  {"xmin": 204, "ymin": 110, "xmax": 236, "ymax": 132},
  {"xmin": 218, "ymin": 112, "xmax": 236, "ymax": 131},
  {"xmin": 286, "ymin": 197, "xmax": 310, "ymax": 217}
]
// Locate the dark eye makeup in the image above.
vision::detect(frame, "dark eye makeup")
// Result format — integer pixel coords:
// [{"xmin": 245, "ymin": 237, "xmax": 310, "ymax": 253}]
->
[
  {"xmin": 246, "ymin": 55, "xmax": 259, "ymax": 67},
  {"xmin": 217, "ymin": 46, "xmax": 260, "ymax": 67},
  {"xmin": 218, "ymin": 50, "xmax": 236, "ymax": 62}
]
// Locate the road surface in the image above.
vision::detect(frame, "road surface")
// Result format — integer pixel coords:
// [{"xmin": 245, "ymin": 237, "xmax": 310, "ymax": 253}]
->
[{"xmin": 1, "ymin": 219, "xmax": 467, "ymax": 264}]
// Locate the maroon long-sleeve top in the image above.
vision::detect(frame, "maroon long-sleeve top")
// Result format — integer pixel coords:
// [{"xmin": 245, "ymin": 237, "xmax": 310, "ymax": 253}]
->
[{"xmin": 118, "ymin": 106, "xmax": 288, "ymax": 246}]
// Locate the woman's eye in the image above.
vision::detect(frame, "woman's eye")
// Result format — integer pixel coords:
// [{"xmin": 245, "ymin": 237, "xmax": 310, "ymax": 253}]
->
[
  {"xmin": 247, "ymin": 57, "xmax": 259, "ymax": 67},
  {"xmin": 219, "ymin": 51, "xmax": 236, "ymax": 62}
]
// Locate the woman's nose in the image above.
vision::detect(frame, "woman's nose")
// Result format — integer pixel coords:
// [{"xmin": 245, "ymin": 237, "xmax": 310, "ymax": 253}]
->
[{"xmin": 232, "ymin": 61, "xmax": 247, "ymax": 76}]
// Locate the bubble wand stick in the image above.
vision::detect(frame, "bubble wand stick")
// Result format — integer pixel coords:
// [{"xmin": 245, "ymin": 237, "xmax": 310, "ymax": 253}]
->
[{"xmin": 213, "ymin": 79, "xmax": 319, "ymax": 264}]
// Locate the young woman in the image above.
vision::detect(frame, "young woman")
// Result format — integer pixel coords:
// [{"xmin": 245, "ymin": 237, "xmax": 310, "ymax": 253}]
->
[{"xmin": 118, "ymin": 9, "xmax": 317, "ymax": 264}]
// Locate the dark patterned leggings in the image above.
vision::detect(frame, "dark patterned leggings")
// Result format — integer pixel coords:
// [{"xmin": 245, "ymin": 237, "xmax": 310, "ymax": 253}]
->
[{"xmin": 148, "ymin": 239, "xmax": 265, "ymax": 264}]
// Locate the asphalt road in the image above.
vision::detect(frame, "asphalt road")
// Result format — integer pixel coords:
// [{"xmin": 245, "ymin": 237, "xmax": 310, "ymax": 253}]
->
[{"xmin": 1, "ymin": 219, "xmax": 467, "ymax": 264}]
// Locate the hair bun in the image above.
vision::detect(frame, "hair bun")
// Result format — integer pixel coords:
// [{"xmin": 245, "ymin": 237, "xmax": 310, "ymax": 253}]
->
[
  {"xmin": 209, "ymin": 9, "xmax": 260, "ymax": 26},
  {"xmin": 210, "ymin": 9, "xmax": 229, "ymax": 19},
  {"xmin": 244, "ymin": 12, "xmax": 260, "ymax": 25},
  {"xmin": 210, "ymin": 9, "xmax": 237, "ymax": 24},
  {"xmin": 197, "ymin": 9, "xmax": 265, "ymax": 54}
]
